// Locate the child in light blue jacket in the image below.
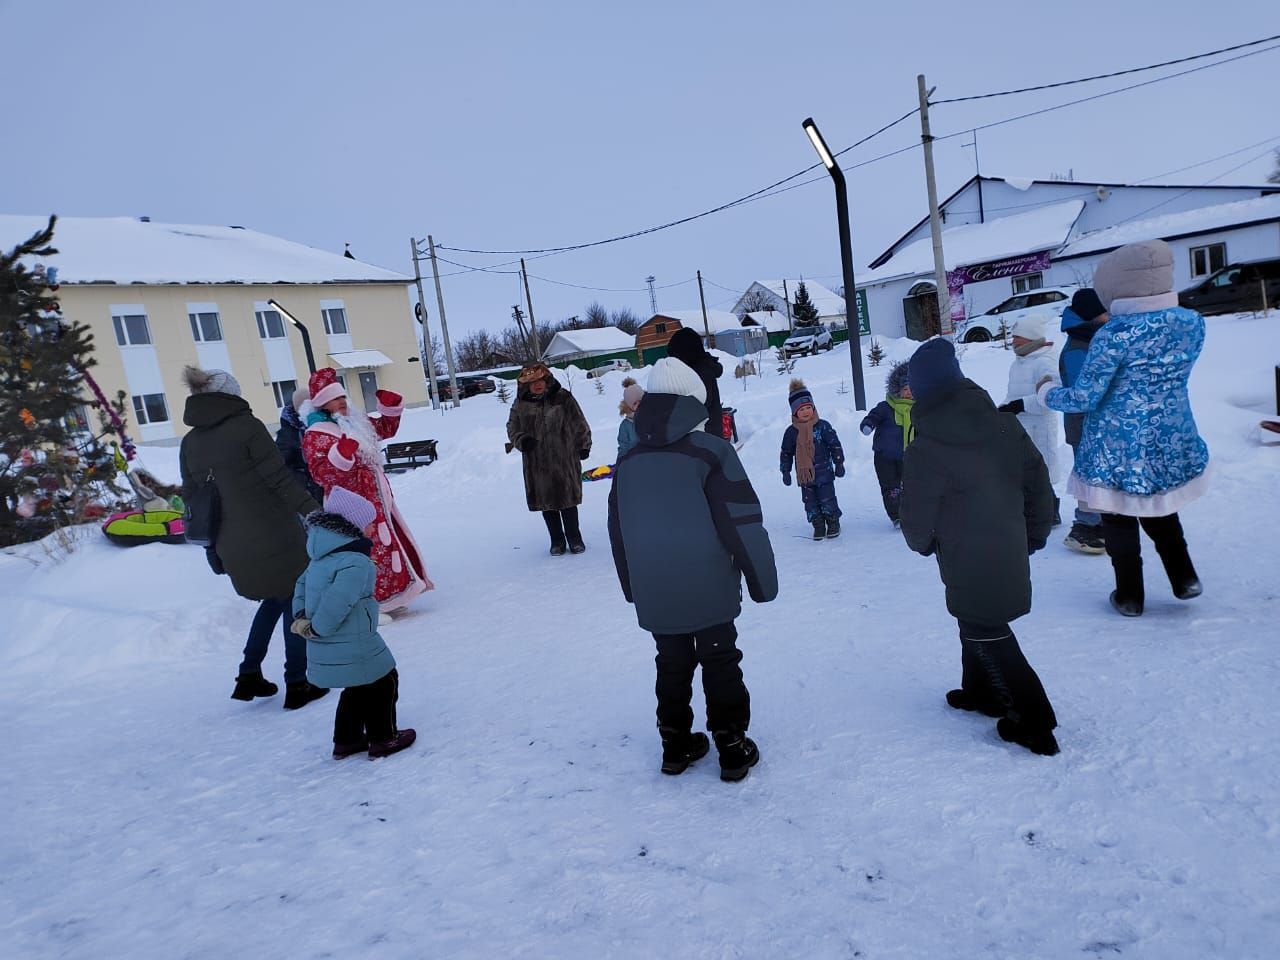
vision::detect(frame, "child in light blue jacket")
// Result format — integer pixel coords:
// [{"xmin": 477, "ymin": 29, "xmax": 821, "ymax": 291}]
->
[{"xmin": 292, "ymin": 487, "xmax": 416, "ymax": 760}]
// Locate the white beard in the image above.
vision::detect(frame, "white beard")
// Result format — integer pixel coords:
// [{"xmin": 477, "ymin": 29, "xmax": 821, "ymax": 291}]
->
[{"xmin": 335, "ymin": 410, "xmax": 382, "ymax": 466}]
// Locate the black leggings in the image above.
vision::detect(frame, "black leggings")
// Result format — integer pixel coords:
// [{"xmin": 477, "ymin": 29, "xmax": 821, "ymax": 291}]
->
[
  {"xmin": 542, "ymin": 507, "xmax": 581, "ymax": 543},
  {"xmin": 957, "ymin": 621, "xmax": 1057, "ymax": 732},
  {"xmin": 1101, "ymin": 513, "xmax": 1186, "ymax": 562}
]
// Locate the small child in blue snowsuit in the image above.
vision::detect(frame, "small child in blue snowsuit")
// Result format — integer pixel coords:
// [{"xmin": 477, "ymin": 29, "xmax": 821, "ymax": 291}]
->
[
  {"xmin": 780, "ymin": 379, "xmax": 846, "ymax": 540},
  {"xmin": 859, "ymin": 361, "xmax": 914, "ymax": 525}
]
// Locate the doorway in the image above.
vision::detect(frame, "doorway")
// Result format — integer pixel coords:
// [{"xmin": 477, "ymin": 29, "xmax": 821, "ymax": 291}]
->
[
  {"xmin": 358, "ymin": 370, "xmax": 379, "ymax": 412},
  {"xmin": 903, "ymin": 282, "xmax": 941, "ymax": 341}
]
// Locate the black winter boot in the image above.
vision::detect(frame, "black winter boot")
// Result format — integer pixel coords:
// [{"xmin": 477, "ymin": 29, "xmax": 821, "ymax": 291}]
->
[
  {"xmin": 1109, "ymin": 556, "xmax": 1144, "ymax": 617},
  {"xmin": 283, "ymin": 680, "xmax": 329, "ymax": 711},
  {"xmin": 231, "ymin": 671, "xmax": 278, "ymax": 701},
  {"xmin": 824, "ymin": 517, "xmax": 841, "ymax": 539},
  {"xmin": 563, "ymin": 508, "xmax": 586, "ymax": 555},
  {"xmin": 1064, "ymin": 522, "xmax": 1105, "ymax": 555},
  {"xmin": 659, "ymin": 727, "xmax": 710, "ymax": 775},
  {"xmin": 812, "ymin": 518, "xmax": 827, "ymax": 540},
  {"xmin": 543, "ymin": 510, "xmax": 567, "ymax": 556},
  {"xmin": 997, "ymin": 717, "xmax": 1060, "ymax": 756},
  {"xmin": 1145, "ymin": 517, "xmax": 1202, "ymax": 600},
  {"xmin": 713, "ymin": 731, "xmax": 760, "ymax": 782},
  {"xmin": 368, "ymin": 728, "xmax": 416, "ymax": 759},
  {"xmin": 946, "ymin": 688, "xmax": 1005, "ymax": 718}
]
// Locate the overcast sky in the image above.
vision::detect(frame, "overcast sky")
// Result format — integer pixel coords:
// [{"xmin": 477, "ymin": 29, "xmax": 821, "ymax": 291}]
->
[{"xmin": 3, "ymin": 0, "xmax": 1277, "ymax": 337}]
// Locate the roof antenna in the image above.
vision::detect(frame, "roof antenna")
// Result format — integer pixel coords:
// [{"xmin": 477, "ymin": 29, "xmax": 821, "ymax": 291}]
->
[{"xmin": 343, "ymin": 242, "xmax": 355, "ymax": 260}]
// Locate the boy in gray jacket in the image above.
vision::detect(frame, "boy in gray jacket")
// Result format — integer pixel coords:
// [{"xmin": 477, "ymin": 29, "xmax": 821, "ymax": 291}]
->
[{"xmin": 608, "ymin": 358, "xmax": 779, "ymax": 781}]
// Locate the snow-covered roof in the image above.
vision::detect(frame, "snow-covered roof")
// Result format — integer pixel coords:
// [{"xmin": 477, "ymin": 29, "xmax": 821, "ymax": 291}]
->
[
  {"xmin": 859, "ymin": 200, "xmax": 1086, "ymax": 286},
  {"xmin": 1057, "ymin": 194, "xmax": 1280, "ymax": 259},
  {"xmin": 757, "ymin": 280, "xmax": 845, "ymax": 316},
  {"xmin": 653, "ymin": 309, "xmax": 745, "ymax": 334},
  {"xmin": 0, "ymin": 215, "xmax": 411, "ymax": 285},
  {"xmin": 541, "ymin": 325, "xmax": 635, "ymax": 358},
  {"xmin": 742, "ymin": 310, "xmax": 792, "ymax": 333},
  {"xmin": 328, "ymin": 349, "xmax": 393, "ymax": 369}
]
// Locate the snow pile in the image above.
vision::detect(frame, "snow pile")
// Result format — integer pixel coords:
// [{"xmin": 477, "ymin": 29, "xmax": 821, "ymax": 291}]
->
[
  {"xmin": 2, "ymin": 315, "xmax": 1278, "ymax": 958},
  {"xmin": 1059, "ymin": 193, "xmax": 1280, "ymax": 258}
]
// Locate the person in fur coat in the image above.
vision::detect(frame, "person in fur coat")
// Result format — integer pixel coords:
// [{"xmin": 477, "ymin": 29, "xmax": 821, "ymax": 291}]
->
[
  {"xmin": 302, "ymin": 368, "xmax": 433, "ymax": 616},
  {"xmin": 780, "ymin": 379, "xmax": 846, "ymax": 540},
  {"xmin": 999, "ymin": 314, "xmax": 1062, "ymax": 526},
  {"xmin": 860, "ymin": 361, "xmax": 914, "ymax": 525},
  {"xmin": 505, "ymin": 363, "xmax": 593, "ymax": 555}
]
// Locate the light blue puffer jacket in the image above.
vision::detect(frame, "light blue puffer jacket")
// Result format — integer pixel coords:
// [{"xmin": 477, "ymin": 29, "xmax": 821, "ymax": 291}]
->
[
  {"xmin": 292, "ymin": 512, "xmax": 396, "ymax": 689},
  {"xmin": 1043, "ymin": 305, "xmax": 1209, "ymax": 497}
]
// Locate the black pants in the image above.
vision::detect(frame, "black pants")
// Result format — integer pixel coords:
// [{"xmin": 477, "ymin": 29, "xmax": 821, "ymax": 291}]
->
[
  {"xmin": 333, "ymin": 668, "xmax": 399, "ymax": 746},
  {"xmin": 957, "ymin": 621, "xmax": 1057, "ymax": 732},
  {"xmin": 873, "ymin": 453, "xmax": 904, "ymax": 522},
  {"xmin": 1101, "ymin": 512, "xmax": 1187, "ymax": 562},
  {"xmin": 652, "ymin": 622, "xmax": 750, "ymax": 735},
  {"xmin": 542, "ymin": 507, "xmax": 581, "ymax": 544}
]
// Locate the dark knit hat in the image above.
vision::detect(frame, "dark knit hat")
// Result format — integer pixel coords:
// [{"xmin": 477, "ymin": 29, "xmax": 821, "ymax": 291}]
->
[
  {"xmin": 788, "ymin": 378, "xmax": 814, "ymax": 415},
  {"xmin": 908, "ymin": 338, "xmax": 963, "ymax": 404},
  {"xmin": 1071, "ymin": 288, "xmax": 1107, "ymax": 323}
]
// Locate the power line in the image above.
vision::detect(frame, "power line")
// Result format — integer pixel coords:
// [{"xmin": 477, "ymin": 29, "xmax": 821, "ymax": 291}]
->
[
  {"xmin": 1111, "ymin": 146, "xmax": 1280, "ymax": 227},
  {"xmin": 437, "ymin": 108, "xmax": 920, "ymax": 256},
  {"xmin": 935, "ymin": 32, "xmax": 1280, "ymax": 103}
]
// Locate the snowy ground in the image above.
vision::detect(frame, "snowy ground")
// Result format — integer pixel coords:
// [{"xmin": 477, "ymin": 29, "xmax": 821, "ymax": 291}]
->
[{"xmin": 3, "ymin": 315, "xmax": 1279, "ymax": 959}]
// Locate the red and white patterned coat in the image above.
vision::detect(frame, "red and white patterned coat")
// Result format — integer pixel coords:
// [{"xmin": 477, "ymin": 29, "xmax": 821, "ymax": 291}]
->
[{"xmin": 302, "ymin": 392, "xmax": 433, "ymax": 611}]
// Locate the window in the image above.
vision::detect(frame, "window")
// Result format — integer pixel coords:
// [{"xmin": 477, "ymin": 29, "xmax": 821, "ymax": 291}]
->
[
  {"xmin": 188, "ymin": 311, "xmax": 223, "ymax": 343},
  {"xmin": 1026, "ymin": 291, "xmax": 1066, "ymax": 307},
  {"xmin": 271, "ymin": 379, "xmax": 298, "ymax": 408},
  {"xmin": 1011, "ymin": 273, "xmax": 1044, "ymax": 294},
  {"xmin": 255, "ymin": 308, "xmax": 286, "ymax": 339},
  {"xmin": 112, "ymin": 312, "xmax": 152, "ymax": 346},
  {"xmin": 1190, "ymin": 243, "xmax": 1226, "ymax": 278},
  {"xmin": 131, "ymin": 393, "xmax": 169, "ymax": 425},
  {"xmin": 655, "ymin": 323, "xmax": 667, "ymax": 334},
  {"xmin": 322, "ymin": 306, "xmax": 349, "ymax": 335}
]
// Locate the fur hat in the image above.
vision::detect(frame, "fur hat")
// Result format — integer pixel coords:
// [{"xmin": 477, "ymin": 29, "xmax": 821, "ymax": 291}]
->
[
  {"xmin": 1092, "ymin": 240, "xmax": 1175, "ymax": 308},
  {"xmin": 1011, "ymin": 314, "xmax": 1047, "ymax": 341},
  {"xmin": 518, "ymin": 362, "xmax": 552, "ymax": 384},
  {"xmin": 183, "ymin": 365, "xmax": 242, "ymax": 397},
  {"xmin": 309, "ymin": 368, "xmax": 346, "ymax": 408},
  {"xmin": 788, "ymin": 378, "xmax": 815, "ymax": 415},
  {"xmin": 908, "ymin": 338, "xmax": 963, "ymax": 404},
  {"xmin": 291, "ymin": 386, "xmax": 311, "ymax": 411},
  {"xmin": 886, "ymin": 361, "xmax": 911, "ymax": 399},
  {"xmin": 324, "ymin": 487, "xmax": 376, "ymax": 532},
  {"xmin": 646, "ymin": 357, "xmax": 706, "ymax": 404}
]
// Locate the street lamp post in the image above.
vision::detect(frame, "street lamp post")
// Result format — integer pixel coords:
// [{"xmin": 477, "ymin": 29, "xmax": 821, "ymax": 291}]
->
[
  {"xmin": 267, "ymin": 298, "xmax": 316, "ymax": 374},
  {"xmin": 801, "ymin": 117, "xmax": 867, "ymax": 412}
]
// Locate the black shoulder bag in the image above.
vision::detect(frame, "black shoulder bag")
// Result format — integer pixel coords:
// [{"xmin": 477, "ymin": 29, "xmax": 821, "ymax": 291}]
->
[{"xmin": 184, "ymin": 467, "xmax": 222, "ymax": 549}]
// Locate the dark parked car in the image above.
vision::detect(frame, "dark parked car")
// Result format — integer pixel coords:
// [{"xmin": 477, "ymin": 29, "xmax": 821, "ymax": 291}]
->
[
  {"xmin": 1178, "ymin": 258, "xmax": 1280, "ymax": 316},
  {"xmin": 438, "ymin": 376, "xmax": 497, "ymax": 400}
]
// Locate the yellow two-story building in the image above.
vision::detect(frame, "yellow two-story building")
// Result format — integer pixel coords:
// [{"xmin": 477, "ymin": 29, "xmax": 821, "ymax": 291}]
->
[{"xmin": 3, "ymin": 215, "xmax": 427, "ymax": 442}]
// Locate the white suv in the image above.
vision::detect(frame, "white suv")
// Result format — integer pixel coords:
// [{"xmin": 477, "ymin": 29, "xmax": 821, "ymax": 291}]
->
[
  {"xmin": 586, "ymin": 358, "xmax": 632, "ymax": 378},
  {"xmin": 782, "ymin": 326, "xmax": 834, "ymax": 357},
  {"xmin": 961, "ymin": 287, "xmax": 1076, "ymax": 343}
]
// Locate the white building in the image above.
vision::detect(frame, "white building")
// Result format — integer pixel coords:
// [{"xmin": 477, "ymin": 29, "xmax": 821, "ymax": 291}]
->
[
  {"xmin": 730, "ymin": 280, "xmax": 845, "ymax": 326},
  {"xmin": 541, "ymin": 325, "xmax": 635, "ymax": 362},
  {"xmin": 858, "ymin": 176, "xmax": 1277, "ymax": 340}
]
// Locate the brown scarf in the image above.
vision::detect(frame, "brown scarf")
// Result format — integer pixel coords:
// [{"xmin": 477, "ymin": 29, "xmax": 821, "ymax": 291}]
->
[{"xmin": 793, "ymin": 409, "xmax": 817, "ymax": 485}]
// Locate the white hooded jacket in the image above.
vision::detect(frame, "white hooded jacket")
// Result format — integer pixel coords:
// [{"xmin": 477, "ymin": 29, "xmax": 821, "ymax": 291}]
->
[{"xmin": 1005, "ymin": 344, "xmax": 1060, "ymax": 479}]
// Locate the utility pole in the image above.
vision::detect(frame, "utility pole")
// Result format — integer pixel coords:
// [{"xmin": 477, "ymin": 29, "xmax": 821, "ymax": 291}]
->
[
  {"xmin": 917, "ymin": 74, "xmax": 953, "ymax": 338},
  {"xmin": 697, "ymin": 270, "xmax": 715, "ymax": 349},
  {"xmin": 964, "ymin": 129, "xmax": 984, "ymax": 223},
  {"xmin": 645, "ymin": 275, "xmax": 658, "ymax": 316},
  {"xmin": 782, "ymin": 278, "xmax": 794, "ymax": 333},
  {"xmin": 511, "ymin": 305, "xmax": 534, "ymax": 361},
  {"xmin": 520, "ymin": 258, "xmax": 540, "ymax": 358},
  {"xmin": 409, "ymin": 237, "xmax": 441, "ymax": 409},
  {"xmin": 425, "ymin": 235, "xmax": 461, "ymax": 408}
]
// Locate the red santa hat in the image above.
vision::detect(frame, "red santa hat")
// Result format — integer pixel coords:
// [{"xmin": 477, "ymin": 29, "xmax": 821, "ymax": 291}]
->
[{"xmin": 309, "ymin": 367, "xmax": 346, "ymax": 408}]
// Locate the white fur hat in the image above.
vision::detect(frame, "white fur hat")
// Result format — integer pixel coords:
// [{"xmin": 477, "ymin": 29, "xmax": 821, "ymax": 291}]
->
[
  {"xmin": 646, "ymin": 357, "xmax": 706, "ymax": 405},
  {"xmin": 1011, "ymin": 314, "xmax": 1047, "ymax": 341}
]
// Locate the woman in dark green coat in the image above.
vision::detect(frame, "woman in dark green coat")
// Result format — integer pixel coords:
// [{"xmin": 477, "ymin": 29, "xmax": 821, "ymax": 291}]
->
[
  {"xmin": 505, "ymin": 363, "xmax": 592, "ymax": 555},
  {"xmin": 179, "ymin": 367, "xmax": 327, "ymax": 710}
]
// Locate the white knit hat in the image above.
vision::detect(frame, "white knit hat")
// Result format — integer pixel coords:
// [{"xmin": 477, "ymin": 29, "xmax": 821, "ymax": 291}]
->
[
  {"xmin": 646, "ymin": 357, "xmax": 706, "ymax": 404},
  {"xmin": 182, "ymin": 365, "xmax": 242, "ymax": 397},
  {"xmin": 1011, "ymin": 314, "xmax": 1047, "ymax": 341}
]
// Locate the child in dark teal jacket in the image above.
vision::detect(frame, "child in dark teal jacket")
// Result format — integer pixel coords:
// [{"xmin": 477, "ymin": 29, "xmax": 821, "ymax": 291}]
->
[{"xmin": 292, "ymin": 487, "xmax": 416, "ymax": 760}]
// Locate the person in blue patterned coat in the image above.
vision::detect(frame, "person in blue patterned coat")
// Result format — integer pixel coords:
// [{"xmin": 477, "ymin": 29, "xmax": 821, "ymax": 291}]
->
[
  {"xmin": 1038, "ymin": 240, "xmax": 1209, "ymax": 617},
  {"xmin": 780, "ymin": 380, "xmax": 846, "ymax": 540}
]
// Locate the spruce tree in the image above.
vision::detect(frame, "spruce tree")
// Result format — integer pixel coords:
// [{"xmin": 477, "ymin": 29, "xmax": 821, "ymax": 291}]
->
[
  {"xmin": 867, "ymin": 338, "xmax": 885, "ymax": 367},
  {"xmin": 1, "ymin": 216, "xmax": 126, "ymax": 546},
  {"xmin": 791, "ymin": 281, "xmax": 820, "ymax": 326}
]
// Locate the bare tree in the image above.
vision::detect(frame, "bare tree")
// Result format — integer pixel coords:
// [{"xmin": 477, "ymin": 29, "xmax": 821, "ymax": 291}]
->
[
  {"xmin": 610, "ymin": 307, "xmax": 641, "ymax": 334},
  {"xmin": 1270, "ymin": 148, "xmax": 1280, "ymax": 185},
  {"xmin": 583, "ymin": 301, "xmax": 611, "ymax": 328},
  {"xmin": 737, "ymin": 288, "xmax": 774, "ymax": 321},
  {"xmin": 454, "ymin": 330, "xmax": 502, "ymax": 372}
]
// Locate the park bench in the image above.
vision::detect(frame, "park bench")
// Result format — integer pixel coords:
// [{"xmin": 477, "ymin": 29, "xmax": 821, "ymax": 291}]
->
[{"xmin": 384, "ymin": 439, "xmax": 439, "ymax": 472}]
